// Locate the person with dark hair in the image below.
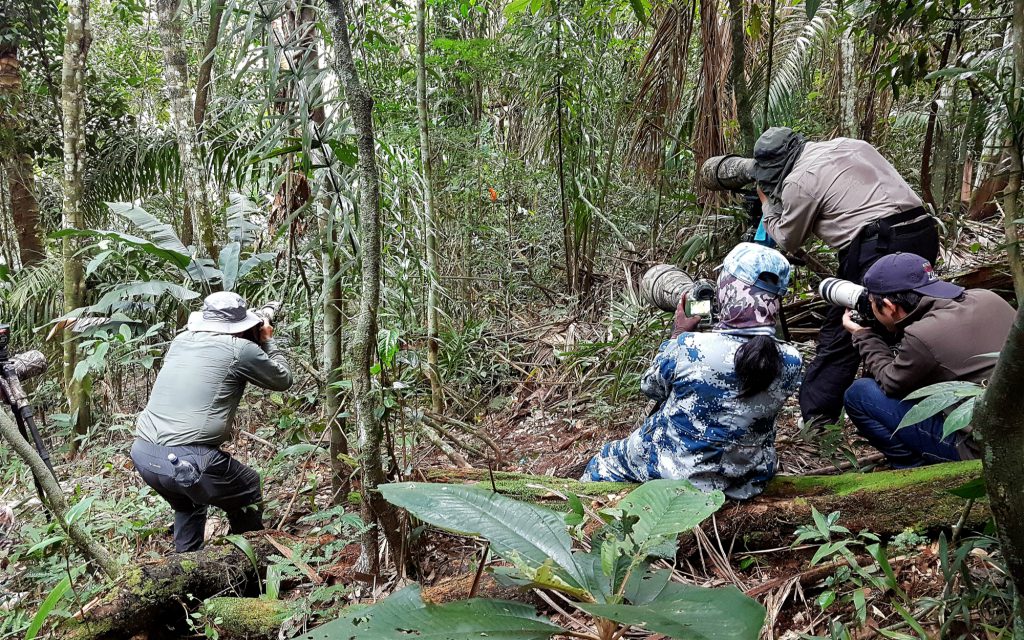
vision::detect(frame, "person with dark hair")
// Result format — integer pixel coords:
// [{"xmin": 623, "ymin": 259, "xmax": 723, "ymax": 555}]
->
[
  {"xmin": 130, "ymin": 292, "xmax": 293, "ymax": 552},
  {"xmin": 582, "ymin": 244, "xmax": 802, "ymax": 499},
  {"xmin": 842, "ymin": 253, "xmax": 1015, "ymax": 467},
  {"xmin": 752, "ymin": 127, "xmax": 939, "ymax": 430}
]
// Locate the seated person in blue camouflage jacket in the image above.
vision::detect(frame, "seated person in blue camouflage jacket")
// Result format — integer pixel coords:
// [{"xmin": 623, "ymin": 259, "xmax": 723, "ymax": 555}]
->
[{"xmin": 582, "ymin": 243, "xmax": 803, "ymax": 499}]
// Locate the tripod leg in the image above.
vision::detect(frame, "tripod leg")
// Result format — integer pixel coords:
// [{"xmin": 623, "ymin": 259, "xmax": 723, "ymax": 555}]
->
[{"xmin": 12, "ymin": 411, "xmax": 52, "ymax": 518}]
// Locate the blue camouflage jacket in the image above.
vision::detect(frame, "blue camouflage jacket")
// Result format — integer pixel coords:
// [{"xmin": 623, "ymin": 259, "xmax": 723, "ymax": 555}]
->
[{"xmin": 583, "ymin": 331, "xmax": 802, "ymax": 499}]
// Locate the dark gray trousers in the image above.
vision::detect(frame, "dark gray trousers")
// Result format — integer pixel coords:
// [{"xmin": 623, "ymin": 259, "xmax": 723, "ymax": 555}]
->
[{"xmin": 131, "ymin": 439, "xmax": 263, "ymax": 552}]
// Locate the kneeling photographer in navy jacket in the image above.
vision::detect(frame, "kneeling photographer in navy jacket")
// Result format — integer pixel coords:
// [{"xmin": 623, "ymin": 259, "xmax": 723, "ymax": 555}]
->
[{"xmin": 841, "ymin": 253, "xmax": 1013, "ymax": 468}]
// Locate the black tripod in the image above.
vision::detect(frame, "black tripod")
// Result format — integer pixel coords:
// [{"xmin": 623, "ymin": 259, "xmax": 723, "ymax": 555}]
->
[{"xmin": 0, "ymin": 324, "xmax": 55, "ymax": 501}]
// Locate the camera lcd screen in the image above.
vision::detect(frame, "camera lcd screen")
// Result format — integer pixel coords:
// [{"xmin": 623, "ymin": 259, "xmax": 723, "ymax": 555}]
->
[{"xmin": 687, "ymin": 299, "xmax": 712, "ymax": 316}]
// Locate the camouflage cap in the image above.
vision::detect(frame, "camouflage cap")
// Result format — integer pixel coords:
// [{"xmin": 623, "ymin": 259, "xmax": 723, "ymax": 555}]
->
[{"xmin": 721, "ymin": 242, "xmax": 791, "ymax": 297}]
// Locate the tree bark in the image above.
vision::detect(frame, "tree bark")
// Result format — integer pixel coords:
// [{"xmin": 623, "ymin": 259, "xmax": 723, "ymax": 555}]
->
[
  {"xmin": 971, "ymin": 5, "xmax": 1024, "ymax": 612},
  {"xmin": 416, "ymin": 0, "xmax": 444, "ymax": 414},
  {"xmin": 324, "ymin": 0, "xmax": 402, "ymax": 573},
  {"xmin": 921, "ymin": 30, "xmax": 955, "ymax": 209},
  {"xmin": 155, "ymin": 0, "xmax": 218, "ymax": 260},
  {"xmin": 193, "ymin": 0, "xmax": 224, "ymax": 130},
  {"xmin": 323, "ymin": 226, "xmax": 351, "ymax": 504},
  {"xmin": 727, "ymin": 0, "xmax": 755, "ymax": 155},
  {"xmin": 0, "ymin": 42, "xmax": 45, "ymax": 266},
  {"xmin": 0, "ymin": 412, "xmax": 119, "ymax": 579},
  {"xmin": 61, "ymin": 0, "xmax": 92, "ymax": 451}
]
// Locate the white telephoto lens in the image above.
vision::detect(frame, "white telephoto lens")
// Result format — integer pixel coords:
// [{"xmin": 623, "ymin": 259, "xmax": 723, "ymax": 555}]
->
[{"xmin": 819, "ymin": 278, "xmax": 866, "ymax": 309}]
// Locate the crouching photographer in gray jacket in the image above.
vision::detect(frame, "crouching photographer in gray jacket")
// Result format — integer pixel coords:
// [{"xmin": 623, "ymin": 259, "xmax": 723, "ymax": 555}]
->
[{"xmin": 130, "ymin": 292, "xmax": 293, "ymax": 552}]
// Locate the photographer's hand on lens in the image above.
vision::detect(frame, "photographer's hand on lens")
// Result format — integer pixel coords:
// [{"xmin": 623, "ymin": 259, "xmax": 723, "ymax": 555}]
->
[
  {"xmin": 841, "ymin": 308, "xmax": 868, "ymax": 335},
  {"xmin": 671, "ymin": 293, "xmax": 703, "ymax": 338}
]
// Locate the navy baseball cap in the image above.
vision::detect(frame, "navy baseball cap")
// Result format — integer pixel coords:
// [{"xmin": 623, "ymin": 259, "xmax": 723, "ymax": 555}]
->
[{"xmin": 863, "ymin": 253, "xmax": 964, "ymax": 299}]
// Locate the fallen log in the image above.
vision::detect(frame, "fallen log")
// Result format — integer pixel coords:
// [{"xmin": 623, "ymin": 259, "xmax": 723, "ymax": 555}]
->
[
  {"xmin": 62, "ymin": 532, "xmax": 279, "ymax": 640},
  {"xmin": 202, "ymin": 597, "xmax": 294, "ymax": 640},
  {"xmin": 423, "ymin": 461, "xmax": 987, "ymax": 547}
]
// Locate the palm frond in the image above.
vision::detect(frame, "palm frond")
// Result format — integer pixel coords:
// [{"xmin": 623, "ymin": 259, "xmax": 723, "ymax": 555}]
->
[{"xmin": 626, "ymin": 1, "xmax": 697, "ymax": 176}]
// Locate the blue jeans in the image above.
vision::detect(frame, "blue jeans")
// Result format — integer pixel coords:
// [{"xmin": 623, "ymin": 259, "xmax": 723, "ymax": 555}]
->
[{"xmin": 843, "ymin": 378, "xmax": 962, "ymax": 468}]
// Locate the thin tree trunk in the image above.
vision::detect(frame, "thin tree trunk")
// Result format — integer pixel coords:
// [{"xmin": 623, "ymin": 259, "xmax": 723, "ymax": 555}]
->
[
  {"xmin": 193, "ymin": 0, "xmax": 224, "ymax": 130},
  {"xmin": 0, "ymin": 43, "xmax": 45, "ymax": 266},
  {"xmin": 155, "ymin": 0, "xmax": 218, "ymax": 260},
  {"xmin": 1005, "ymin": 0, "xmax": 1024, "ymax": 305},
  {"xmin": 323, "ymin": 228, "xmax": 351, "ymax": 504},
  {"xmin": 61, "ymin": 0, "xmax": 92, "ymax": 453},
  {"xmin": 0, "ymin": 410, "xmax": 119, "ymax": 578},
  {"xmin": 727, "ymin": 0, "xmax": 755, "ymax": 155},
  {"xmin": 921, "ymin": 30, "xmax": 954, "ymax": 208},
  {"xmin": 839, "ymin": 25, "xmax": 856, "ymax": 137},
  {"xmin": 416, "ymin": 0, "xmax": 444, "ymax": 414},
  {"xmin": 554, "ymin": 0, "xmax": 574, "ymax": 294},
  {"xmin": 325, "ymin": 0, "xmax": 402, "ymax": 574}
]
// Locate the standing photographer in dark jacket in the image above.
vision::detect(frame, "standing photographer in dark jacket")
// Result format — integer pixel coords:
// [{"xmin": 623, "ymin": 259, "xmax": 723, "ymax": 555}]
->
[
  {"xmin": 130, "ymin": 292, "xmax": 292, "ymax": 552},
  {"xmin": 841, "ymin": 253, "xmax": 1014, "ymax": 467},
  {"xmin": 753, "ymin": 127, "xmax": 939, "ymax": 429}
]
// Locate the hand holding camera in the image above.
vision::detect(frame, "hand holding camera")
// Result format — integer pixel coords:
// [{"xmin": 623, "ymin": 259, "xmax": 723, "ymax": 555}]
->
[{"xmin": 672, "ymin": 293, "xmax": 703, "ymax": 338}]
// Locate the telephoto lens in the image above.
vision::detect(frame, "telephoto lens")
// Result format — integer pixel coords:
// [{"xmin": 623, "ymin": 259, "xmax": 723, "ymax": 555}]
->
[
  {"xmin": 818, "ymin": 277, "xmax": 874, "ymax": 319},
  {"xmin": 640, "ymin": 265, "xmax": 715, "ymax": 313},
  {"xmin": 698, "ymin": 155, "xmax": 757, "ymax": 192}
]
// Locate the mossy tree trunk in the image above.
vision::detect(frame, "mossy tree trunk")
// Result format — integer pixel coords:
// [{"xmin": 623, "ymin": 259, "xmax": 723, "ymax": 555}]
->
[
  {"xmin": 324, "ymin": 0, "xmax": 402, "ymax": 573},
  {"xmin": 63, "ymin": 533, "xmax": 279, "ymax": 640},
  {"xmin": 0, "ymin": 412, "xmax": 119, "ymax": 579},
  {"xmin": 424, "ymin": 462, "xmax": 988, "ymax": 546},
  {"xmin": 60, "ymin": 0, "xmax": 92, "ymax": 453},
  {"xmin": 974, "ymin": 9, "xmax": 1024, "ymax": 613},
  {"xmin": 417, "ymin": 0, "xmax": 445, "ymax": 414},
  {"xmin": 155, "ymin": 0, "xmax": 218, "ymax": 260}
]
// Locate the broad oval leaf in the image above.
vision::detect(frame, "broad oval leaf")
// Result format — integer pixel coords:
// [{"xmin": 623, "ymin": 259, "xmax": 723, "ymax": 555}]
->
[
  {"xmin": 615, "ymin": 479, "xmax": 724, "ymax": 549},
  {"xmin": 942, "ymin": 397, "xmax": 977, "ymax": 439},
  {"xmin": 898, "ymin": 393, "xmax": 964, "ymax": 430},
  {"xmin": 579, "ymin": 571, "xmax": 765, "ymax": 640},
  {"xmin": 379, "ymin": 483, "xmax": 585, "ymax": 589},
  {"xmin": 298, "ymin": 584, "xmax": 563, "ymax": 640},
  {"xmin": 219, "ymin": 241, "xmax": 242, "ymax": 291},
  {"xmin": 108, "ymin": 202, "xmax": 190, "ymax": 256},
  {"xmin": 903, "ymin": 380, "xmax": 984, "ymax": 401}
]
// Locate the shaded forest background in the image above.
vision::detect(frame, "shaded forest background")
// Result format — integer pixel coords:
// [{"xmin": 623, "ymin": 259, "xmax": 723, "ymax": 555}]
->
[{"xmin": 1, "ymin": 0, "xmax": 1024, "ymax": 637}]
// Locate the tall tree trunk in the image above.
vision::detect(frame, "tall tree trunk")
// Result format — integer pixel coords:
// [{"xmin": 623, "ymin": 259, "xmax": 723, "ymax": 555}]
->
[
  {"xmin": 839, "ymin": 24, "xmax": 856, "ymax": 137},
  {"xmin": 193, "ymin": 0, "xmax": 224, "ymax": 130},
  {"xmin": 554, "ymin": 0, "xmax": 575, "ymax": 294},
  {"xmin": 155, "ymin": 0, "xmax": 218, "ymax": 260},
  {"xmin": 61, "ymin": 0, "xmax": 92, "ymax": 453},
  {"xmin": 726, "ymin": 0, "xmax": 755, "ymax": 155},
  {"xmin": 921, "ymin": 30, "xmax": 955, "ymax": 208},
  {"xmin": 325, "ymin": 0, "xmax": 402, "ymax": 574},
  {"xmin": 416, "ymin": 0, "xmax": 444, "ymax": 414},
  {"xmin": 0, "ymin": 42, "xmax": 44, "ymax": 266},
  {"xmin": 973, "ymin": 2, "xmax": 1024, "ymax": 628}
]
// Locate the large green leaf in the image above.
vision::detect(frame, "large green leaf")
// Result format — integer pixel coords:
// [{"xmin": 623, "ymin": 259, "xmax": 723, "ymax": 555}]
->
[
  {"xmin": 379, "ymin": 483, "xmax": 585, "ymax": 589},
  {"xmin": 942, "ymin": 397, "xmax": 977, "ymax": 439},
  {"xmin": 579, "ymin": 571, "xmax": 765, "ymax": 640},
  {"xmin": 298, "ymin": 585, "xmax": 563, "ymax": 640},
  {"xmin": 616, "ymin": 480, "xmax": 724, "ymax": 550},
  {"xmin": 51, "ymin": 228, "xmax": 191, "ymax": 270},
  {"xmin": 108, "ymin": 202, "xmax": 190, "ymax": 256},
  {"xmin": 219, "ymin": 242, "xmax": 241, "ymax": 291},
  {"xmin": 903, "ymin": 380, "xmax": 984, "ymax": 401},
  {"xmin": 898, "ymin": 393, "xmax": 964, "ymax": 430},
  {"xmin": 91, "ymin": 280, "xmax": 200, "ymax": 312},
  {"xmin": 226, "ymin": 193, "xmax": 260, "ymax": 245}
]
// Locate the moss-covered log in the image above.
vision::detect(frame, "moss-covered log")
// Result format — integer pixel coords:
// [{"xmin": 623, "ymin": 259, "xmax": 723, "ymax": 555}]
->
[
  {"xmin": 203, "ymin": 597, "xmax": 294, "ymax": 640},
  {"xmin": 62, "ymin": 533, "xmax": 279, "ymax": 640},
  {"xmin": 424, "ymin": 461, "xmax": 987, "ymax": 546}
]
